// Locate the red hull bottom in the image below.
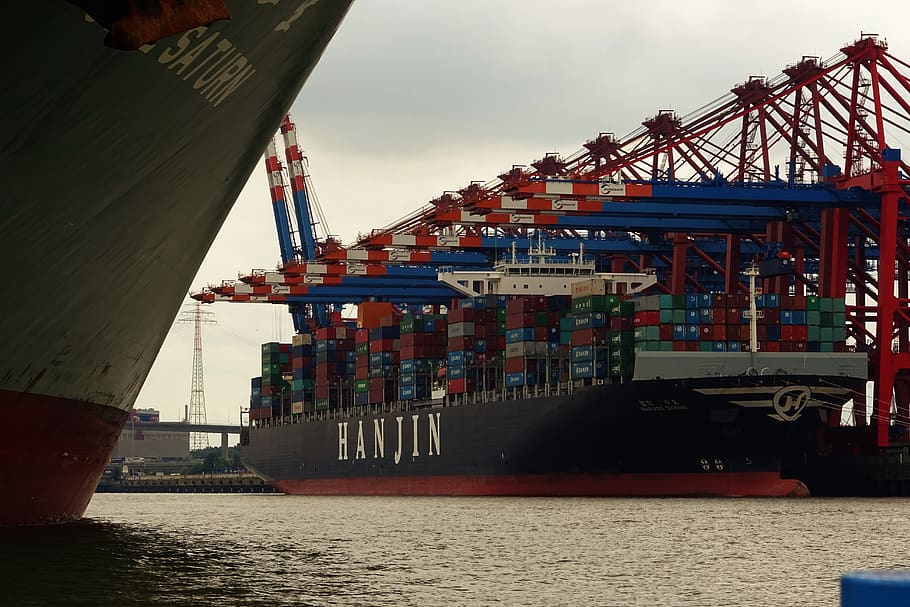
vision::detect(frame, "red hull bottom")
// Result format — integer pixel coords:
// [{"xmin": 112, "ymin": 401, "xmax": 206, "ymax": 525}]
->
[
  {"xmin": 272, "ymin": 472, "xmax": 810, "ymax": 498},
  {"xmin": 0, "ymin": 389, "xmax": 128, "ymax": 525}
]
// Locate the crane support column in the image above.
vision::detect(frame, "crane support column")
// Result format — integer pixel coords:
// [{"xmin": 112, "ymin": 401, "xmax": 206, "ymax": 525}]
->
[
  {"xmin": 818, "ymin": 208, "xmax": 849, "ymax": 297},
  {"xmin": 724, "ymin": 235, "xmax": 740, "ymax": 293},
  {"xmin": 670, "ymin": 233, "xmax": 688, "ymax": 294},
  {"xmin": 872, "ymin": 149, "xmax": 903, "ymax": 448},
  {"xmin": 853, "ymin": 235, "xmax": 867, "ymax": 426}
]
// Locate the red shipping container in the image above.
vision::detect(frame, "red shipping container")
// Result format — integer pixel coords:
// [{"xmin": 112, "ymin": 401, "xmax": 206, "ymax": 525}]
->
[
  {"xmin": 726, "ymin": 308, "xmax": 741, "ymax": 324},
  {"xmin": 757, "ymin": 325, "xmax": 767, "ymax": 341},
  {"xmin": 780, "ymin": 326, "xmax": 795, "ymax": 341},
  {"xmin": 448, "ymin": 336, "xmax": 475, "ymax": 351},
  {"xmin": 699, "ymin": 325, "xmax": 712, "ymax": 339},
  {"xmin": 448, "ymin": 378, "xmax": 475, "ymax": 393},
  {"xmin": 763, "ymin": 309, "xmax": 780, "ymax": 324},
  {"xmin": 672, "ymin": 341, "xmax": 687, "ymax": 352},
  {"xmin": 261, "ymin": 385, "xmax": 273, "ymax": 397},
  {"xmin": 633, "ymin": 310, "xmax": 660, "ymax": 326},
  {"xmin": 711, "ymin": 293, "xmax": 726, "ymax": 306},
  {"xmin": 792, "ymin": 341, "xmax": 807, "ymax": 352},
  {"xmin": 659, "ymin": 325, "xmax": 674, "ymax": 340},
  {"xmin": 793, "ymin": 325, "xmax": 808, "ymax": 341},
  {"xmin": 279, "ymin": 343, "xmax": 291, "ymax": 353},
  {"xmin": 370, "ymin": 338, "xmax": 397, "ymax": 352},
  {"xmin": 779, "ymin": 296, "xmax": 794, "ymax": 311},
  {"xmin": 685, "ymin": 342, "xmax": 699, "ymax": 352},
  {"xmin": 763, "ymin": 341, "xmax": 781, "ymax": 352},
  {"xmin": 448, "ymin": 307, "xmax": 476, "ymax": 324},
  {"xmin": 506, "ymin": 312, "xmax": 537, "ymax": 330},
  {"xmin": 355, "ymin": 329, "xmax": 370, "ymax": 344},
  {"xmin": 572, "ymin": 327, "xmax": 607, "ymax": 345},
  {"xmin": 610, "ymin": 317, "xmax": 634, "ymax": 331},
  {"xmin": 727, "ymin": 325, "xmax": 742, "ymax": 340},
  {"xmin": 713, "ymin": 324, "xmax": 727, "ymax": 340},
  {"xmin": 505, "ymin": 296, "xmax": 546, "ymax": 315},
  {"xmin": 834, "ymin": 342, "xmax": 847, "ymax": 352},
  {"xmin": 534, "ymin": 326, "xmax": 549, "ymax": 341},
  {"xmin": 505, "ymin": 357, "xmax": 526, "ymax": 373}
]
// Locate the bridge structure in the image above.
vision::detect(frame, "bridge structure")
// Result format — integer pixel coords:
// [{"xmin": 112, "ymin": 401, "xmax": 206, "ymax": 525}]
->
[{"xmin": 126, "ymin": 420, "xmax": 242, "ymax": 460}]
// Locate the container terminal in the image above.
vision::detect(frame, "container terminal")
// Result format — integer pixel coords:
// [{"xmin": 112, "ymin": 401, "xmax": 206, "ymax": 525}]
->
[{"xmin": 190, "ymin": 35, "xmax": 910, "ymax": 497}]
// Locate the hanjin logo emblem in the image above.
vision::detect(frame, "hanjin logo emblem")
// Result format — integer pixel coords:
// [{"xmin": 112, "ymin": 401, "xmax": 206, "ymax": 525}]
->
[{"xmin": 772, "ymin": 386, "xmax": 811, "ymax": 421}]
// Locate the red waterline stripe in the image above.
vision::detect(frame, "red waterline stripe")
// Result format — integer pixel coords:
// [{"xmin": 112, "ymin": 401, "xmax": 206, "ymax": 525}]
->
[
  {"xmin": 0, "ymin": 388, "xmax": 129, "ymax": 525},
  {"xmin": 272, "ymin": 472, "xmax": 809, "ymax": 498}
]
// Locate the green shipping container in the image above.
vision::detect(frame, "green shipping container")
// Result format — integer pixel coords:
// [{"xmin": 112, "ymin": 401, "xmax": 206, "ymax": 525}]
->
[
  {"xmin": 833, "ymin": 312, "xmax": 846, "ymax": 326},
  {"xmin": 699, "ymin": 341, "xmax": 714, "ymax": 352},
  {"xmin": 819, "ymin": 298, "xmax": 833, "ymax": 313},
  {"xmin": 832, "ymin": 297, "xmax": 846, "ymax": 313},
  {"xmin": 658, "ymin": 294, "xmax": 675, "ymax": 309},
  {"xmin": 355, "ymin": 342, "xmax": 369, "ymax": 355},
  {"xmin": 833, "ymin": 327, "xmax": 846, "ymax": 341},
  {"xmin": 806, "ymin": 296, "xmax": 820, "ymax": 311},
  {"xmin": 610, "ymin": 362, "xmax": 633, "ymax": 376},
  {"xmin": 807, "ymin": 310, "xmax": 821, "ymax": 326},
  {"xmin": 315, "ymin": 398, "xmax": 330, "ymax": 411},
  {"xmin": 820, "ymin": 342, "xmax": 834, "ymax": 352},
  {"xmin": 807, "ymin": 326, "xmax": 821, "ymax": 341},
  {"xmin": 659, "ymin": 309, "xmax": 674, "ymax": 323},
  {"xmin": 355, "ymin": 379, "xmax": 369, "ymax": 393},
  {"xmin": 672, "ymin": 309, "xmax": 687, "ymax": 324},
  {"xmin": 634, "ymin": 326, "xmax": 660, "ymax": 342},
  {"xmin": 634, "ymin": 341, "xmax": 662, "ymax": 352},
  {"xmin": 820, "ymin": 327, "xmax": 834, "ymax": 342},
  {"xmin": 659, "ymin": 341, "xmax": 674, "ymax": 352}
]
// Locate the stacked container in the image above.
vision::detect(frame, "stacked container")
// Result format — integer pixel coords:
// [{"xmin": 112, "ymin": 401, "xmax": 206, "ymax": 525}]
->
[
  {"xmin": 314, "ymin": 326, "xmax": 353, "ymax": 411},
  {"xmin": 249, "ymin": 376, "xmax": 263, "ymax": 420},
  {"xmin": 259, "ymin": 342, "xmax": 291, "ymax": 419},
  {"xmin": 503, "ymin": 295, "xmax": 565, "ymax": 388},
  {"xmin": 368, "ymin": 315, "xmax": 400, "ymax": 404},
  {"xmin": 399, "ymin": 312, "xmax": 446, "ymax": 401},
  {"xmin": 446, "ymin": 301, "xmax": 477, "ymax": 394},
  {"xmin": 353, "ymin": 328, "xmax": 371, "ymax": 406},
  {"xmin": 290, "ymin": 333, "xmax": 314, "ymax": 414},
  {"xmin": 567, "ymin": 281, "xmax": 633, "ymax": 381}
]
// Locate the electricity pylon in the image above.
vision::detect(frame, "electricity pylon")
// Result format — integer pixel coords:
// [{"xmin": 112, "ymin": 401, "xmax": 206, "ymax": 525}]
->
[{"xmin": 179, "ymin": 302, "xmax": 216, "ymax": 450}]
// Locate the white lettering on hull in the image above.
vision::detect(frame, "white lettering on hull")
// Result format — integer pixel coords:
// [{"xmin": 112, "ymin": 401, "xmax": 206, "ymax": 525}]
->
[
  {"xmin": 82, "ymin": 1, "xmax": 329, "ymax": 107},
  {"xmin": 337, "ymin": 422, "xmax": 348, "ymax": 461},
  {"xmin": 338, "ymin": 413, "xmax": 441, "ymax": 464}
]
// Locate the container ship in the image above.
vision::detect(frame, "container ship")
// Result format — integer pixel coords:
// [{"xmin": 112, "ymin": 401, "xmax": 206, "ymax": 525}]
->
[
  {"xmin": 0, "ymin": 1, "xmax": 352, "ymax": 525},
  {"xmin": 240, "ymin": 252, "xmax": 867, "ymax": 497}
]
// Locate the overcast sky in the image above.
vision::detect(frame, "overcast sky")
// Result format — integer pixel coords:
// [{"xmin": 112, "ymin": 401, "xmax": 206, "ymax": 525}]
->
[{"xmin": 135, "ymin": 0, "xmax": 909, "ymax": 431}]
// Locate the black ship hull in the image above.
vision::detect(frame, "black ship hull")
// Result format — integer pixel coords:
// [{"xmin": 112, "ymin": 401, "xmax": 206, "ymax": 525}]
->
[{"xmin": 242, "ymin": 374, "xmax": 863, "ymax": 497}]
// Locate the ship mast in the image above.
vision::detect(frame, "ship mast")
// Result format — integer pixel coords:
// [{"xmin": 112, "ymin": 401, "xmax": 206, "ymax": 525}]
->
[{"xmin": 743, "ymin": 265, "xmax": 763, "ymax": 372}]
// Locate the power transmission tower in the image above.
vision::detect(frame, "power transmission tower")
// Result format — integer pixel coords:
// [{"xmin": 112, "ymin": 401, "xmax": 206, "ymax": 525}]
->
[{"xmin": 179, "ymin": 302, "xmax": 216, "ymax": 450}]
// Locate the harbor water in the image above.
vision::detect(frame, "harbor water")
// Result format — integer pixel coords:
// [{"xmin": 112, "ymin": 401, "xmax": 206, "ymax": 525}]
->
[{"xmin": 2, "ymin": 494, "xmax": 909, "ymax": 606}]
